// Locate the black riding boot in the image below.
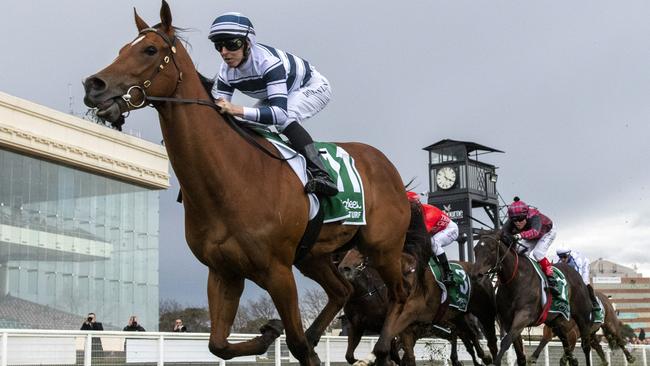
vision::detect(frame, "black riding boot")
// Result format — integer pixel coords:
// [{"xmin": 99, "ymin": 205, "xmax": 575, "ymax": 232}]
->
[
  {"xmin": 587, "ymin": 284, "xmax": 600, "ymax": 311},
  {"xmin": 436, "ymin": 253, "xmax": 454, "ymax": 285},
  {"xmin": 283, "ymin": 122, "xmax": 338, "ymax": 196}
]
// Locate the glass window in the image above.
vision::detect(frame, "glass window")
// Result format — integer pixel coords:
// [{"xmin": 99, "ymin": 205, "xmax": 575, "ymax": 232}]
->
[{"xmin": 0, "ymin": 148, "xmax": 160, "ymax": 330}]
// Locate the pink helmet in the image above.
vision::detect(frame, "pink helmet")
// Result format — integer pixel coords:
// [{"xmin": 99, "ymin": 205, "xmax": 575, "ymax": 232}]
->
[{"xmin": 507, "ymin": 197, "xmax": 529, "ymax": 219}]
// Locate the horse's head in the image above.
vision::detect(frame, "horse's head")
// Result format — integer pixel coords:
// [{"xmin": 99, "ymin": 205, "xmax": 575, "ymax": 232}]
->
[
  {"xmin": 338, "ymin": 248, "xmax": 368, "ymax": 282},
  {"xmin": 472, "ymin": 230, "xmax": 509, "ymax": 278},
  {"xmin": 83, "ymin": 1, "xmax": 182, "ymax": 124}
]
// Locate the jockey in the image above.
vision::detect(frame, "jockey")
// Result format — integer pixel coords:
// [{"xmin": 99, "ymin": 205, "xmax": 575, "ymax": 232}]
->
[
  {"xmin": 208, "ymin": 12, "xmax": 338, "ymax": 196},
  {"xmin": 407, "ymin": 192, "xmax": 458, "ymax": 285},
  {"xmin": 556, "ymin": 247, "xmax": 601, "ymax": 312},
  {"xmin": 503, "ymin": 197, "xmax": 560, "ymax": 296}
]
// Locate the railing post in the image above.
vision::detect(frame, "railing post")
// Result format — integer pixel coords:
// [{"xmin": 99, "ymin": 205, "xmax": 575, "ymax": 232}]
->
[
  {"xmin": 84, "ymin": 333, "xmax": 92, "ymax": 366},
  {"xmin": 220, "ymin": 358, "xmax": 226, "ymax": 366},
  {"xmin": 325, "ymin": 336, "xmax": 331, "ymax": 366},
  {"xmin": 624, "ymin": 347, "xmax": 629, "ymax": 366},
  {"xmin": 543, "ymin": 343, "xmax": 549, "ymax": 366},
  {"xmin": 1, "ymin": 332, "xmax": 7, "ymax": 366},
  {"xmin": 158, "ymin": 334, "xmax": 164, "ymax": 366},
  {"xmin": 606, "ymin": 348, "xmax": 611, "ymax": 366},
  {"xmin": 275, "ymin": 336, "xmax": 282, "ymax": 366},
  {"xmin": 643, "ymin": 346, "xmax": 647, "ymax": 366}
]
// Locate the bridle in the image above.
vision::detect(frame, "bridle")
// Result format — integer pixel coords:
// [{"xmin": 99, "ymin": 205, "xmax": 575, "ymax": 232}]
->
[
  {"xmin": 348, "ymin": 256, "xmax": 388, "ymax": 302},
  {"xmin": 480, "ymin": 235, "xmax": 519, "ymax": 285},
  {"xmin": 121, "ymin": 27, "xmax": 183, "ymax": 110},
  {"xmin": 117, "ymin": 27, "xmax": 297, "ymax": 162}
]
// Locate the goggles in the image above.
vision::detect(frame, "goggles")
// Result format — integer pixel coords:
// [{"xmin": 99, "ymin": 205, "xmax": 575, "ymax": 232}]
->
[
  {"xmin": 512, "ymin": 216, "xmax": 527, "ymax": 222},
  {"xmin": 213, "ymin": 38, "xmax": 245, "ymax": 52}
]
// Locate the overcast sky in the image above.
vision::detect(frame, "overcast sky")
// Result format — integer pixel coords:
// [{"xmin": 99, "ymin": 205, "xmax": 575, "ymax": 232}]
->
[{"xmin": 2, "ymin": 1, "xmax": 650, "ymax": 306}]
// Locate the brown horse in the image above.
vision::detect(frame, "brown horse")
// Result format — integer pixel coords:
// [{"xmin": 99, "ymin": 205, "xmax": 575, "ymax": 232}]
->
[
  {"xmin": 472, "ymin": 231, "xmax": 595, "ymax": 366},
  {"xmin": 529, "ymin": 290, "xmax": 635, "ymax": 365},
  {"xmin": 338, "ymin": 246, "xmax": 497, "ymax": 366},
  {"xmin": 83, "ymin": 2, "xmax": 413, "ymax": 365},
  {"xmin": 348, "ymin": 203, "xmax": 498, "ymax": 366}
]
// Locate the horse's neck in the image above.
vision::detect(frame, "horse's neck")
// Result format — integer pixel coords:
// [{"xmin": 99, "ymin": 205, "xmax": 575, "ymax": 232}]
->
[{"xmin": 155, "ymin": 69, "xmax": 252, "ymax": 211}]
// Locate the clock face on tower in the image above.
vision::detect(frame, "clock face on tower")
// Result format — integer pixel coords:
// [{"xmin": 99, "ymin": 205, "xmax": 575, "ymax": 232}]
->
[{"xmin": 436, "ymin": 166, "xmax": 456, "ymax": 190}]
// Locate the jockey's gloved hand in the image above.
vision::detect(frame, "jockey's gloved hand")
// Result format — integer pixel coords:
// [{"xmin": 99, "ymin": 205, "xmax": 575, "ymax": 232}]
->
[{"xmin": 513, "ymin": 234, "xmax": 522, "ymax": 241}]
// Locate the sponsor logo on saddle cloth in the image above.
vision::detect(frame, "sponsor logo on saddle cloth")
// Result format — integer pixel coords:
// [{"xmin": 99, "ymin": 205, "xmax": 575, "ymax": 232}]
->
[
  {"xmin": 527, "ymin": 256, "xmax": 570, "ymax": 321},
  {"xmin": 427, "ymin": 258, "xmax": 471, "ymax": 312},
  {"xmin": 255, "ymin": 129, "xmax": 366, "ymax": 224}
]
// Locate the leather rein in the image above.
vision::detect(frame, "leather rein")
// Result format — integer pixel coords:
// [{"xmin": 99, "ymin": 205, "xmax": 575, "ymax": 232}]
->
[
  {"xmin": 483, "ymin": 237, "xmax": 519, "ymax": 285},
  {"xmin": 118, "ymin": 27, "xmax": 297, "ymax": 162}
]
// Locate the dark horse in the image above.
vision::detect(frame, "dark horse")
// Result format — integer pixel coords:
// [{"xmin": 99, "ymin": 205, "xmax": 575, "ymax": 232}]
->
[
  {"xmin": 339, "ymin": 246, "xmax": 497, "ymax": 366},
  {"xmin": 472, "ymin": 231, "xmax": 595, "ymax": 366},
  {"xmin": 529, "ymin": 290, "xmax": 635, "ymax": 365},
  {"xmin": 83, "ymin": 3, "xmax": 415, "ymax": 365},
  {"xmin": 347, "ymin": 203, "xmax": 497, "ymax": 366}
]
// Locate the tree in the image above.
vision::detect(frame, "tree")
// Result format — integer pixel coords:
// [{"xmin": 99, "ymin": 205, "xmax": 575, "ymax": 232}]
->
[{"xmin": 299, "ymin": 288, "xmax": 342, "ymax": 333}]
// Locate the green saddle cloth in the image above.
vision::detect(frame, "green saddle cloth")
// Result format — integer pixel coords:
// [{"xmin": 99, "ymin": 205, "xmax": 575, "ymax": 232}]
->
[
  {"xmin": 529, "ymin": 258, "xmax": 570, "ymax": 320},
  {"xmin": 255, "ymin": 129, "xmax": 366, "ymax": 224},
  {"xmin": 592, "ymin": 296, "xmax": 605, "ymax": 323},
  {"xmin": 428, "ymin": 258, "xmax": 471, "ymax": 312}
]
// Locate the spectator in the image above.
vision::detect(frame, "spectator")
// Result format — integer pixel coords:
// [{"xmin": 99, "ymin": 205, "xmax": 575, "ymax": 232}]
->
[
  {"xmin": 123, "ymin": 315, "xmax": 146, "ymax": 331},
  {"xmin": 80, "ymin": 312, "xmax": 104, "ymax": 331},
  {"xmin": 639, "ymin": 328, "xmax": 646, "ymax": 341},
  {"xmin": 173, "ymin": 319, "xmax": 187, "ymax": 332},
  {"xmin": 80, "ymin": 312, "xmax": 103, "ymax": 354}
]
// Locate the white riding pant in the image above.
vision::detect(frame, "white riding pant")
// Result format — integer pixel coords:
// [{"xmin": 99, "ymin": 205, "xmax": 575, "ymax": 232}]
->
[
  {"xmin": 520, "ymin": 227, "xmax": 557, "ymax": 261},
  {"xmin": 431, "ymin": 221, "xmax": 459, "ymax": 256},
  {"xmin": 255, "ymin": 69, "xmax": 332, "ymax": 132}
]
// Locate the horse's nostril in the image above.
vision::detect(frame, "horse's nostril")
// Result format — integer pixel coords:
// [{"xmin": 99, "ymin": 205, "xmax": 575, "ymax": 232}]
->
[{"xmin": 83, "ymin": 76, "xmax": 107, "ymax": 94}]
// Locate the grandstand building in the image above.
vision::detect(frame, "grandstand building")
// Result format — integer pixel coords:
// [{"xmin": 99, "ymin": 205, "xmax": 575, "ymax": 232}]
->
[
  {"xmin": 590, "ymin": 258, "xmax": 650, "ymax": 331},
  {"xmin": 0, "ymin": 92, "xmax": 169, "ymax": 330}
]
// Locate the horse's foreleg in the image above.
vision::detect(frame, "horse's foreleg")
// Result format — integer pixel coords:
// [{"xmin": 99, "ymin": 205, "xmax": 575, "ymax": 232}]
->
[
  {"xmin": 207, "ymin": 270, "xmax": 279, "ymax": 359},
  {"xmin": 512, "ymin": 336, "xmax": 527, "ymax": 366},
  {"xmin": 265, "ymin": 265, "xmax": 321, "ymax": 366},
  {"xmin": 399, "ymin": 329, "xmax": 417, "ymax": 366},
  {"xmin": 345, "ymin": 320, "xmax": 365, "ymax": 365},
  {"xmin": 360, "ymin": 298, "xmax": 415, "ymax": 366},
  {"xmin": 529, "ymin": 325, "xmax": 554, "ymax": 364},
  {"xmin": 495, "ymin": 313, "xmax": 530, "ymax": 366},
  {"xmin": 449, "ymin": 332, "xmax": 463, "ymax": 366},
  {"xmin": 297, "ymin": 256, "xmax": 353, "ymax": 347}
]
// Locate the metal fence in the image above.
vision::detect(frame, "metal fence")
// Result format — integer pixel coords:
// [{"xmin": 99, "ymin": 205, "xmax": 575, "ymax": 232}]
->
[{"xmin": 0, "ymin": 329, "xmax": 648, "ymax": 366}]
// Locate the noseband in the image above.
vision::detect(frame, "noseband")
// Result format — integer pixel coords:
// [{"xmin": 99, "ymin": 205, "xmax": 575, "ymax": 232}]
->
[
  {"xmin": 348, "ymin": 256, "xmax": 388, "ymax": 301},
  {"xmin": 122, "ymin": 27, "xmax": 183, "ymax": 109}
]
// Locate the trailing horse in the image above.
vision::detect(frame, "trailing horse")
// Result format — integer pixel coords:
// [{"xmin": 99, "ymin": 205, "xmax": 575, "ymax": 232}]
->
[
  {"xmin": 472, "ymin": 231, "xmax": 595, "ymax": 366},
  {"xmin": 83, "ymin": 2, "xmax": 415, "ymax": 365},
  {"xmin": 529, "ymin": 290, "xmax": 635, "ymax": 365},
  {"xmin": 349, "ymin": 202, "xmax": 498, "ymax": 366},
  {"xmin": 338, "ymin": 246, "xmax": 497, "ymax": 366}
]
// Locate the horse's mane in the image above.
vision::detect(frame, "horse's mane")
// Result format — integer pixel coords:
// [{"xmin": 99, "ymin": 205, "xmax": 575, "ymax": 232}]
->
[
  {"xmin": 150, "ymin": 24, "xmax": 217, "ymax": 97},
  {"xmin": 403, "ymin": 201, "xmax": 434, "ymax": 286}
]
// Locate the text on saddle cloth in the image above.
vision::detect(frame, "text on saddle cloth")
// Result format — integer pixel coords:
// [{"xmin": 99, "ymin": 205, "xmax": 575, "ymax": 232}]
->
[
  {"xmin": 255, "ymin": 128, "xmax": 366, "ymax": 225},
  {"xmin": 428, "ymin": 258, "xmax": 471, "ymax": 312},
  {"xmin": 526, "ymin": 256, "xmax": 571, "ymax": 321}
]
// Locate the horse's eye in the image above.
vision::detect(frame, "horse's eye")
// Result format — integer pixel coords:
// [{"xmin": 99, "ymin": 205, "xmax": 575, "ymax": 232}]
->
[{"xmin": 144, "ymin": 46, "xmax": 157, "ymax": 56}]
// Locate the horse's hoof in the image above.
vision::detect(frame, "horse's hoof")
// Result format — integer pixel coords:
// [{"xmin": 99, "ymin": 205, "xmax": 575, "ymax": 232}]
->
[
  {"xmin": 259, "ymin": 319, "xmax": 283, "ymax": 338},
  {"xmin": 627, "ymin": 356, "xmax": 636, "ymax": 364},
  {"xmin": 526, "ymin": 359, "xmax": 536, "ymax": 365},
  {"xmin": 354, "ymin": 353, "xmax": 376, "ymax": 366},
  {"xmin": 482, "ymin": 356, "xmax": 493, "ymax": 365}
]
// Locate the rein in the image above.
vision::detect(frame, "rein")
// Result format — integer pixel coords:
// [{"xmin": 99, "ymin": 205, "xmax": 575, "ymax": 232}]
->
[
  {"xmin": 483, "ymin": 237, "xmax": 519, "ymax": 284},
  {"xmin": 350, "ymin": 258, "xmax": 388, "ymax": 302},
  {"xmin": 120, "ymin": 27, "xmax": 298, "ymax": 162}
]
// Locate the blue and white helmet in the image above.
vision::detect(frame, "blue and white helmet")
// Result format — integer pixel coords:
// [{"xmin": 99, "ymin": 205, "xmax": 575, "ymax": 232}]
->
[
  {"xmin": 208, "ymin": 12, "xmax": 256, "ymax": 45},
  {"xmin": 556, "ymin": 247, "xmax": 571, "ymax": 257}
]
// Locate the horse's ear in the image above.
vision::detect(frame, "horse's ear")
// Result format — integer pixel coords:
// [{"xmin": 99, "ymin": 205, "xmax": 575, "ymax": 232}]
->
[
  {"xmin": 134, "ymin": 8, "xmax": 149, "ymax": 31},
  {"xmin": 160, "ymin": 0, "xmax": 173, "ymax": 32}
]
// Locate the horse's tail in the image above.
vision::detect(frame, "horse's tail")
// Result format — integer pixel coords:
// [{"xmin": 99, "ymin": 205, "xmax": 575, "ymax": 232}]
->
[{"xmin": 403, "ymin": 201, "xmax": 434, "ymax": 287}]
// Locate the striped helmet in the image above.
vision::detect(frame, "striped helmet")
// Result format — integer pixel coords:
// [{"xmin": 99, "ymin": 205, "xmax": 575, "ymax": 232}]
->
[
  {"xmin": 208, "ymin": 12, "xmax": 256, "ymax": 44},
  {"xmin": 507, "ymin": 196, "xmax": 529, "ymax": 219}
]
